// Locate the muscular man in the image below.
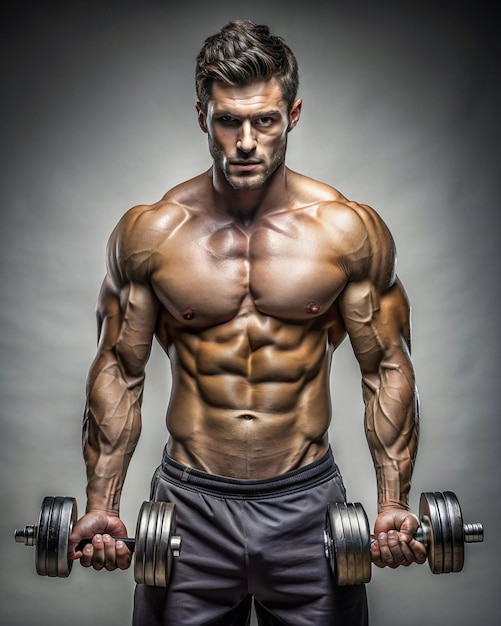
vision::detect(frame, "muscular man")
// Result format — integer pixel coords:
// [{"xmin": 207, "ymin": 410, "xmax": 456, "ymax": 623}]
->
[{"xmin": 70, "ymin": 20, "xmax": 426, "ymax": 625}]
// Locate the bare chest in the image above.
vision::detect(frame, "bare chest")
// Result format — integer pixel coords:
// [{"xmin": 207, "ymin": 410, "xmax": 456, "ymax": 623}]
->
[{"xmin": 152, "ymin": 216, "xmax": 347, "ymax": 327}]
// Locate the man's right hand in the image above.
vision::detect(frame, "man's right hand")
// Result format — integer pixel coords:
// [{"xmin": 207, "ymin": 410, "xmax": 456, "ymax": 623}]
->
[{"xmin": 69, "ymin": 511, "xmax": 132, "ymax": 571}]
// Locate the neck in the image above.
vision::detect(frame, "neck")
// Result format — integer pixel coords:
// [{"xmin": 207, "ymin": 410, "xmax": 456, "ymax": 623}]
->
[{"xmin": 210, "ymin": 163, "xmax": 290, "ymax": 225}]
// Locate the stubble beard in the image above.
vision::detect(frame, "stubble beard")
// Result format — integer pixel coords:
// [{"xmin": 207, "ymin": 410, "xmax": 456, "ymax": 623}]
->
[{"xmin": 210, "ymin": 140, "xmax": 287, "ymax": 191}]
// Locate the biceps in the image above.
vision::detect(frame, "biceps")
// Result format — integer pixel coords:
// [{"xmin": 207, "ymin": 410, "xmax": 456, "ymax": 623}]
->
[
  {"xmin": 95, "ymin": 276, "xmax": 158, "ymax": 379},
  {"xmin": 339, "ymin": 278, "xmax": 412, "ymax": 375}
]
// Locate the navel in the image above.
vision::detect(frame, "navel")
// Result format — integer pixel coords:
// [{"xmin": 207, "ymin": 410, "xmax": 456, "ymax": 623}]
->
[{"xmin": 238, "ymin": 414, "xmax": 256, "ymax": 421}]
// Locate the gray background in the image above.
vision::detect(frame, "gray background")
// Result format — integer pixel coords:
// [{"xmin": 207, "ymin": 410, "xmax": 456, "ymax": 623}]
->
[{"xmin": 1, "ymin": 1, "xmax": 499, "ymax": 624}]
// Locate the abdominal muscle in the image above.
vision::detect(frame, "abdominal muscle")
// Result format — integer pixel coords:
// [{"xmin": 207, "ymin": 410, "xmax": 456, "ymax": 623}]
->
[{"xmin": 163, "ymin": 308, "xmax": 334, "ymax": 479}]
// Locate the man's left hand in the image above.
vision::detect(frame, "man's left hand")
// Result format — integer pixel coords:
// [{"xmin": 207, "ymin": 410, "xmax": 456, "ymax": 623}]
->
[{"xmin": 371, "ymin": 506, "xmax": 428, "ymax": 569}]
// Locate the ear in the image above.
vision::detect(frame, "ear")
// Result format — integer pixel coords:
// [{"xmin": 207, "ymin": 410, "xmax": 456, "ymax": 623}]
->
[
  {"xmin": 196, "ymin": 102, "xmax": 208, "ymax": 133},
  {"xmin": 288, "ymin": 98, "xmax": 302, "ymax": 132}
]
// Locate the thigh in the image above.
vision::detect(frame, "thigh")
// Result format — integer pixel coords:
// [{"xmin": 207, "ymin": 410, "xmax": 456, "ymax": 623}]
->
[
  {"xmin": 133, "ymin": 588, "xmax": 254, "ymax": 626},
  {"xmin": 254, "ymin": 589, "xmax": 367, "ymax": 626},
  {"xmin": 249, "ymin": 473, "xmax": 368, "ymax": 626}
]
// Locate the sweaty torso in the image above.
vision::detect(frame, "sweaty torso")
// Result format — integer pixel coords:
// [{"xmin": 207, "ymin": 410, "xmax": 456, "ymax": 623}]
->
[{"xmin": 133, "ymin": 171, "xmax": 367, "ymax": 478}]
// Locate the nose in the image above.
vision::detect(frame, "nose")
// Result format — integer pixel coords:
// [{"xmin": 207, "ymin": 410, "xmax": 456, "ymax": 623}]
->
[{"xmin": 236, "ymin": 121, "xmax": 256, "ymax": 153}]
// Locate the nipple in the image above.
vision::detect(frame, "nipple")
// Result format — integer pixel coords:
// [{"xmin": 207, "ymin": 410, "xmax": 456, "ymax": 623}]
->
[
  {"xmin": 182, "ymin": 308, "xmax": 195, "ymax": 320},
  {"xmin": 305, "ymin": 302, "xmax": 320, "ymax": 314}
]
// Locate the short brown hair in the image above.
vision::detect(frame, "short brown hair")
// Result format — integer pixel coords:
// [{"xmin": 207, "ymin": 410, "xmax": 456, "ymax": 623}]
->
[{"xmin": 195, "ymin": 20, "xmax": 299, "ymax": 113}]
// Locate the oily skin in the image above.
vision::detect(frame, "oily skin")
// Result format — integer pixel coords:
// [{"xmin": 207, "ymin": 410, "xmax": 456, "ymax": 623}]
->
[{"xmin": 69, "ymin": 78, "xmax": 426, "ymax": 572}]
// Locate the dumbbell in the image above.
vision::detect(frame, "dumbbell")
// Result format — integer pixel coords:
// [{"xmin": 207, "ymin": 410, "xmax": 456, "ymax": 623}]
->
[
  {"xmin": 14, "ymin": 496, "xmax": 182, "ymax": 587},
  {"xmin": 324, "ymin": 491, "xmax": 483, "ymax": 586}
]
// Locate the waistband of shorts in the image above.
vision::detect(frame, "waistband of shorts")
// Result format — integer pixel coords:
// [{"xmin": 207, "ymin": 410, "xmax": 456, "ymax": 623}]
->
[{"xmin": 160, "ymin": 447, "xmax": 337, "ymax": 497}]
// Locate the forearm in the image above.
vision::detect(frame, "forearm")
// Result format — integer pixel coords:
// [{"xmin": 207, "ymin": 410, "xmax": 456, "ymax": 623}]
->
[
  {"xmin": 363, "ymin": 355, "xmax": 419, "ymax": 511},
  {"xmin": 83, "ymin": 359, "xmax": 143, "ymax": 514}
]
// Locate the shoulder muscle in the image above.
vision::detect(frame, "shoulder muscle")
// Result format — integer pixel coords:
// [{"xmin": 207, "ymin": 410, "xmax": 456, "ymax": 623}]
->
[
  {"xmin": 341, "ymin": 200, "xmax": 396, "ymax": 293},
  {"xmin": 106, "ymin": 199, "xmax": 189, "ymax": 287}
]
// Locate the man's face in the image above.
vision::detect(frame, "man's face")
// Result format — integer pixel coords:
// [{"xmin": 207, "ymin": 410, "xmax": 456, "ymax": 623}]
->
[{"xmin": 197, "ymin": 78, "xmax": 301, "ymax": 191}]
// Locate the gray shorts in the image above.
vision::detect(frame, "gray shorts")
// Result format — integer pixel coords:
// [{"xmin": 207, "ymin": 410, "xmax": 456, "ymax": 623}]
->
[{"xmin": 133, "ymin": 448, "xmax": 368, "ymax": 626}]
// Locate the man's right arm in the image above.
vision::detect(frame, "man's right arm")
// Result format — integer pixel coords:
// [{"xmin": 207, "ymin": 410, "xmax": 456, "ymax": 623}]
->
[
  {"xmin": 83, "ymin": 274, "xmax": 159, "ymax": 514},
  {"xmin": 70, "ymin": 209, "xmax": 160, "ymax": 568}
]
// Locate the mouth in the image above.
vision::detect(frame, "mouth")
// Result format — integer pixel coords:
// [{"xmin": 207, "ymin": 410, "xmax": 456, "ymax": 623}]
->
[{"xmin": 230, "ymin": 160, "xmax": 261, "ymax": 172}]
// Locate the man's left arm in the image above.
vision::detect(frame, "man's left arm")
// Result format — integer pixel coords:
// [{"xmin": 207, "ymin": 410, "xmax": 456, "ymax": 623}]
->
[{"xmin": 338, "ymin": 206, "xmax": 427, "ymax": 569}]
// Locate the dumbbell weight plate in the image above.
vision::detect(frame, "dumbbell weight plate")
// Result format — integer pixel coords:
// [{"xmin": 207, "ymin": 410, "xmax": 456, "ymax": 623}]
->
[
  {"xmin": 419, "ymin": 492, "xmax": 442, "ymax": 574},
  {"xmin": 35, "ymin": 496, "xmax": 51, "ymax": 576},
  {"xmin": 354, "ymin": 502, "xmax": 372, "ymax": 584},
  {"xmin": 134, "ymin": 501, "xmax": 177, "ymax": 587},
  {"xmin": 433, "ymin": 491, "xmax": 454, "ymax": 573},
  {"xmin": 326, "ymin": 502, "xmax": 371, "ymax": 586},
  {"xmin": 349, "ymin": 502, "xmax": 371, "ymax": 585},
  {"xmin": 325, "ymin": 504, "xmax": 341, "ymax": 581},
  {"xmin": 337, "ymin": 503, "xmax": 352, "ymax": 584},
  {"xmin": 420, "ymin": 491, "xmax": 455, "ymax": 574},
  {"xmin": 442, "ymin": 491, "xmax": 465, "ymax": 573},
  {"xmin": 36, "ymin": 496, "xmax": 77, "ymax": 578},
  {"xmin": 326, "ymin": 503, "xmax": 344, "ymax": 583}
]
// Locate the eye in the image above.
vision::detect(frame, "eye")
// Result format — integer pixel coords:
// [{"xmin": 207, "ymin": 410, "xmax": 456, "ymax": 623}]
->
[
  {"xmin": 218, "ymin": 115, "xmax": 239, "ymax": 125},
  {"xmin": 256, "ymin": 117, "xmax": 274, "ymax": 127}
]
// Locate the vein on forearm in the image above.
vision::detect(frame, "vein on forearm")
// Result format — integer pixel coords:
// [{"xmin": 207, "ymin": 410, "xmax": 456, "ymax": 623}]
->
[
  {"xmin": 341, "ymin": 279, "xmax": 419, "ymax": 509},
  {"xmin": 83, "ymin": 290, "xmax": 152, "ymax": 511},
  {"xmin": 362, "ymin": 349, "xmax": 419, "ymax": 509}
]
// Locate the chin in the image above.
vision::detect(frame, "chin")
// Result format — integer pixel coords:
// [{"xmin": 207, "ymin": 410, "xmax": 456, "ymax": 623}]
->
[
  {"xmin": 226, "ymin": 173, "xmax": 269, "ymax": 191},
  {"xmin": 226, "ymin": 160, "xmax": 285, "ymax": 191}
]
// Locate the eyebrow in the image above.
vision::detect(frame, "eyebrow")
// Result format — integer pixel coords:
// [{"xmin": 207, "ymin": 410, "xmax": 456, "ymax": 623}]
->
[{"xmin": 213, "ymin": 109, "xmax": 282, "ymax": 119}]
